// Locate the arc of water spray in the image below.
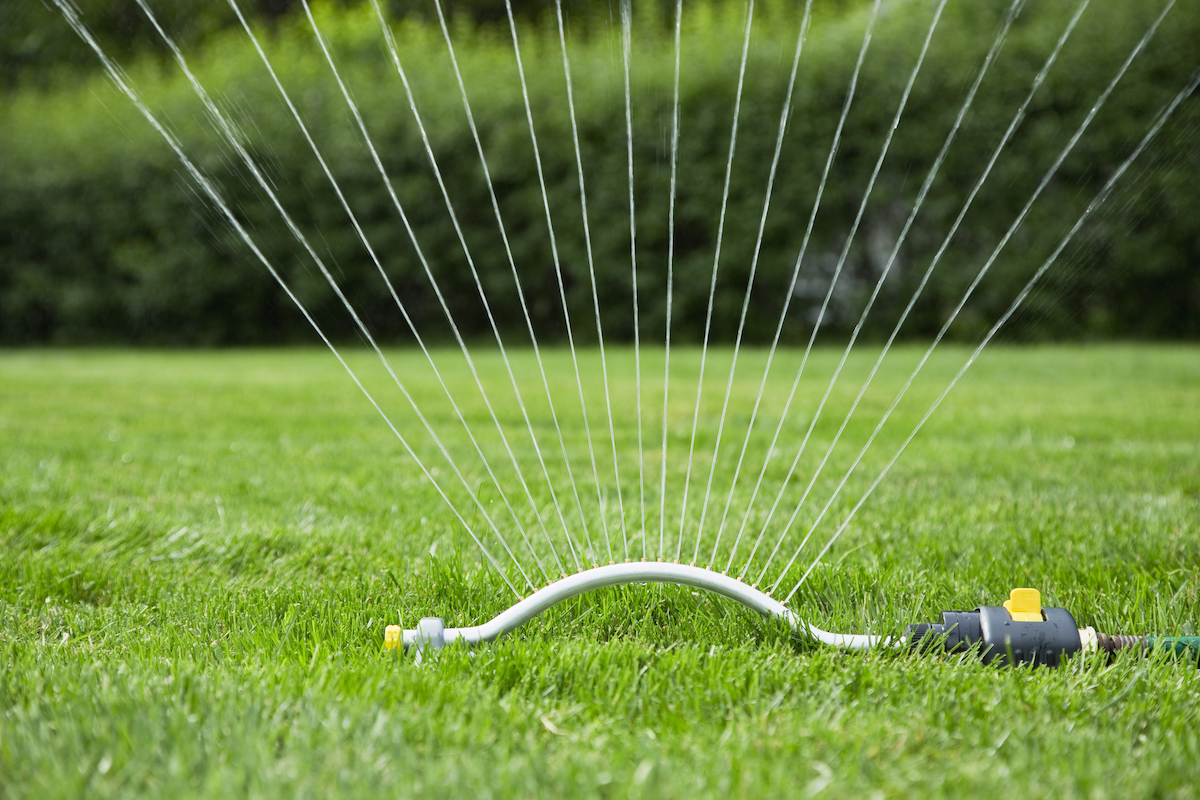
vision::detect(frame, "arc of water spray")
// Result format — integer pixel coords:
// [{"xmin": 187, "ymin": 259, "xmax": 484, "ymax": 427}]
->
[
  {"xmin": 737, "ymin": 0, "xmax": 1076, "ymax": 581},
  {"xmin": 658, "ymin": 0, "xmax": 683, "ymax": 562},
  {"xmin": 719, "ymin": 0, "xmax": 884, "ymax": 578},
  {"xmin": 717, "ymin": 0, "xmax": 1006, "ymax": 573},
  {"xmin": 60, "ymin": 0, "xmax": 1189, "ymax": 611},
  {"xmin": 744, "ymin": 0, "xmax": 948, "ymax": 584},
  {"xmin": 48, "ymin": 0, "xmax": 523, "ymax": 598},
  {"xmin": 689, "ymin": 0, "xmax": 815, "ymax": 567},
  {"xmin": 503, "ymin": 0, "xmax": 603, "ymax": 566},
  {"xmin": 771, "ymin": 0, "xmax": 1179, "ymax": 597},
  {"xmin": 298, "ymin": 0, "xmax": 560, "ymax": 577},
  {"xmin": 424, "ymin": 0, "xmax": 593, "ymax": 574},
  {"xmin": 620, "ymin": 0, "xmax": 646, "ymax": 560},
  {"xmin": 675, "ymin": 0, "xmax": 756, "ymax": 563},
  {"xmin": 756, "ymin": 0, "xmax": 1095, "ymax": 587},
  {"xmin": 748, "ymin": 0, "xmax": 1034, "ymax": 585},
  {"xmin": 132, "ymin": 0, "xmax": 544, "ymax": 590},
  {"xmin": 362, "ymin": 0, "xmax": 588, "ymax": 576},
  {"xmin": 783, "ymin": 62, "xmax": 1200, "ymax": 605},
  {"xmin": 554, "ymin": 0, "xmax": 623, "ymax": 563},
  {"xmin": 228, "ymin": 0, "xmax": 564, "ymax": 580}
]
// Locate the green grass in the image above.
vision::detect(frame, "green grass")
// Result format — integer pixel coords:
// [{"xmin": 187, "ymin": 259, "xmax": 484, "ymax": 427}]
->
[{"xmin": 1, "ymin": 345, "xmax": 1198, "ymax": 798}]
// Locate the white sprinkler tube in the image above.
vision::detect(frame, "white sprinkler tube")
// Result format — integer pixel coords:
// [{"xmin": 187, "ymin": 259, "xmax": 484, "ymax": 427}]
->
[{"xmin": 385, "ymin": 562, "xmax": 898, "ymax": 655}]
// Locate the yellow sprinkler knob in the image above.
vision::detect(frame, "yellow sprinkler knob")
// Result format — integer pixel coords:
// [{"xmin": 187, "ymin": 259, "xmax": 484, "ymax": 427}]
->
[
  {"xmin": 1003, "ymin": 588, "xmax": 1043, "ymax": 621},
  {"xmin": 384, "ymin": 624, "xmax": 402, "ymax": 650}
]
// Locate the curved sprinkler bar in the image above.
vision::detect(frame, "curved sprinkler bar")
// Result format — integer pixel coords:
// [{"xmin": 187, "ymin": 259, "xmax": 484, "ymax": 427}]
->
[{"xmin": 384, "ymin": 562, "xmax": 899, "ymax": 655}]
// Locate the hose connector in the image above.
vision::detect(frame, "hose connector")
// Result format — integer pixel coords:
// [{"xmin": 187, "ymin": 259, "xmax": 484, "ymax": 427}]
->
[
  {"xmin": 906, "ymin": 588, "xmax": 1200, "ymax": 667},
  {"xmin": 906, "ymin": 588, "xmax": 1084, "ymax": 667}
]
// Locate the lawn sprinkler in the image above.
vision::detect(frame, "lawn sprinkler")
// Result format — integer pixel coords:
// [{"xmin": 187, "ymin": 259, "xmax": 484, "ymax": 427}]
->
[{"xmin": 383, "ymin": 564, "xmax": 1200, "ymax": 667}]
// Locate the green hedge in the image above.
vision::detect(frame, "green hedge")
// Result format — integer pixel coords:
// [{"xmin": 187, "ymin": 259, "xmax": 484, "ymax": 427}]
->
[{"xmin": 1, "ymin": 0, "xmax": 1198, "ymax": 345}]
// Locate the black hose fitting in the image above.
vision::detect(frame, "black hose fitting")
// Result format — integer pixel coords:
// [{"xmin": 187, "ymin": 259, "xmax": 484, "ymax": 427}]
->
[
  {"xmin": 906, "ymin": 588, "xmax": 1085, "ymax": 667},
  {"xmin": 905, "ymin": 588, "xmax": 1200, "ymax": 667},
  {"xmin": 907, "ymin": 604, "xmax": 1084, "ymax": 667}
]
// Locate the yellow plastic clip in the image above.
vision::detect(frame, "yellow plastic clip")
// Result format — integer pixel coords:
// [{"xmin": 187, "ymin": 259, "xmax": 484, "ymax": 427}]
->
[
  {"xmin": 1003, "ymin": 588, "xmax": 1043, "ymax": 621},
  {"xmin": 384, "ymin": 625, "xmax": 402, "ymax": 650}
]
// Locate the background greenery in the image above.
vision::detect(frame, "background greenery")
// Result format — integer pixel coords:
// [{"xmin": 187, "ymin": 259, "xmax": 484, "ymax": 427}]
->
[
  {"xmin": 1, "ymin": 0, "xmax": 1199, "ymax": 346},
  {"xmin": 0, "ymin": 0, "xmax": 625, "ymax": 89},
  {"xmin": 1, "ymin": 346, "xmax": 1198, "ymax": 797}
]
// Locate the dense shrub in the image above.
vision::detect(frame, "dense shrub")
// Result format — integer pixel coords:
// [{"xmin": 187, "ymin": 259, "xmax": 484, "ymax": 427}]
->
[
  {"xmin": 0, "ymin": 0, "xmax": 615, "ymax": 89},
  {"xmin": 1, "ymin": 0, "xmax": 1198, "ymax": 345}
]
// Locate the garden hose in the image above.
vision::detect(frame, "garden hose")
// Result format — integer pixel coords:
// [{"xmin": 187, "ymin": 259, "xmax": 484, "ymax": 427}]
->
[{"xmin": 383, "ymin": 567, "xmax": 1199, "ymax": 668}]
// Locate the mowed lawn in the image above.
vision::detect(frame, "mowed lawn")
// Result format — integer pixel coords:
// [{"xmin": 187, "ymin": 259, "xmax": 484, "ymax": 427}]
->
[{"xmin": 1, "ymin": 345, "xmax": 1198, "ymax": 798}]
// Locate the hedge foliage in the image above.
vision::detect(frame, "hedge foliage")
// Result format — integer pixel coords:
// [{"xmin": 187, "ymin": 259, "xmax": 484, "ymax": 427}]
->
[
  {"xmin": 1, "ymin": 0, "xmax": 1198, "ymax": 346},
  {"xmin": 0, "ymin": 0, "xmax": 620, "ymax": 89}
]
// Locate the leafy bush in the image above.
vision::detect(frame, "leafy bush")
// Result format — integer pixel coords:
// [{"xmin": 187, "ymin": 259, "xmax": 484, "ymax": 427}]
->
[{"xmin": 1, "ymin": 0, "xmax": 1198, "ymax": 345}]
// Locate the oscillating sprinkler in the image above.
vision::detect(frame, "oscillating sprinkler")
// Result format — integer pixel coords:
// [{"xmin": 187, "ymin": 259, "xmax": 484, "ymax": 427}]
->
[{"xmin": 382, "ymin": 565, "xmax": 1200, "ymax": 668}]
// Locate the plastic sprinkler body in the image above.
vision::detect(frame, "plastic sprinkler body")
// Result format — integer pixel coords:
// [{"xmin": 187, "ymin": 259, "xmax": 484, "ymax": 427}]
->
[
  {"xmin": 906, "ymin": 588, "xmax": 1200, "ymax": 667},
  {"xmin": 906, "ymin": 588, "xmax": 1083, "ymax": 666}
]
